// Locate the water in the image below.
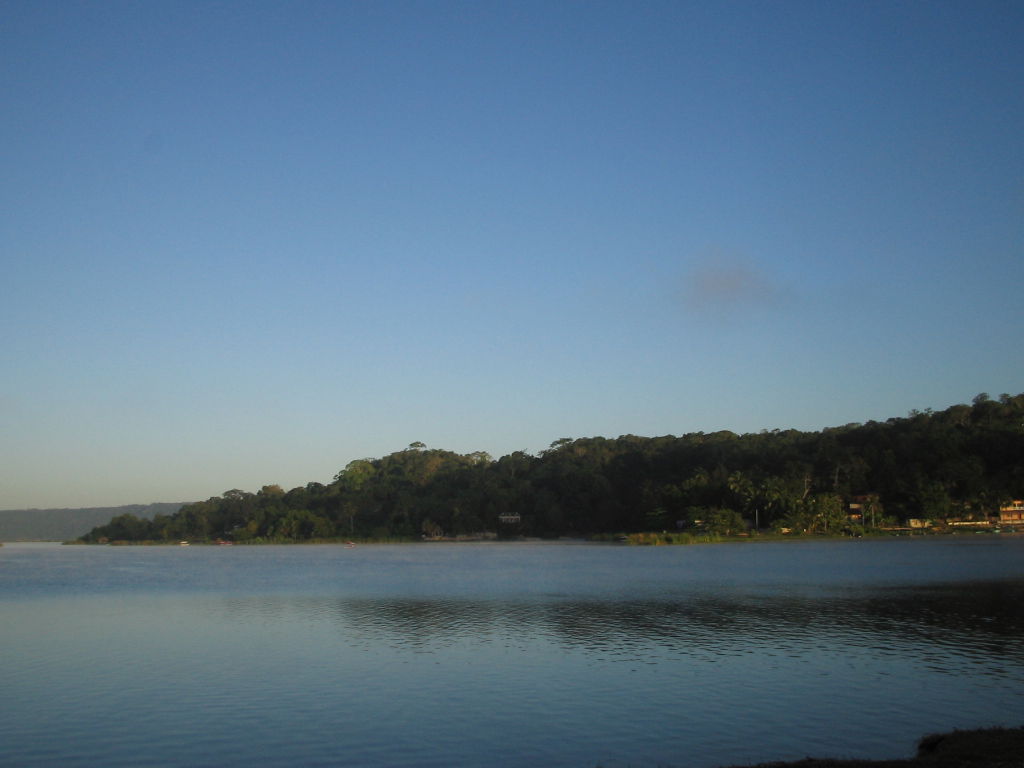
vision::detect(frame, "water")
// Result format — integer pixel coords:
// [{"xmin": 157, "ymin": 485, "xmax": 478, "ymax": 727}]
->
[{"xmin": 2, "ymin": 537, "xmax": 1024, "ymax": 767}]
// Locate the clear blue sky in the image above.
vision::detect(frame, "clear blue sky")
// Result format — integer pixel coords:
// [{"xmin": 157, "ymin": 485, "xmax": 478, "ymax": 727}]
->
[{"xmin": 3, "ymin": 0, "xmax": 1022, "ymax": 509}]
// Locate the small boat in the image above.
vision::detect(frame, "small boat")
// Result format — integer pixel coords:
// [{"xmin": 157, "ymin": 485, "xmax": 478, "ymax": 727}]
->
[{"xmin": 179, "ymin": 541, "xmax": 190, "ymax": 546}]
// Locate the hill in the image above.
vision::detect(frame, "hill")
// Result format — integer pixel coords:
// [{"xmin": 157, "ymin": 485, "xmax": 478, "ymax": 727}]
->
[
  {"xmin": 78, "ymin": 392, "xmax": 1024, "ymax": 544},
  {"xmin": 0, "ymin": 503, "xmax": 187, "ymax": 541}
]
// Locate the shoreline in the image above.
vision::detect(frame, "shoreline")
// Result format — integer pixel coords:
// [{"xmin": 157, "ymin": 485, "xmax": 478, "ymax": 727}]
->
[
  {"xmin": 720, "ymin": 726, "xmax": 1024, "ymax": 768},
  {"xmin": 62, "ymin": 528, "xmax": 1024, "ymax": 546}
]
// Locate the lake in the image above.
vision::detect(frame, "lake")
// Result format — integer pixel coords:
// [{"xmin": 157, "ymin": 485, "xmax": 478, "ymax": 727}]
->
[{"xmin": 2, "ymin": 537, "xmax": 1024, "ymax": 767}]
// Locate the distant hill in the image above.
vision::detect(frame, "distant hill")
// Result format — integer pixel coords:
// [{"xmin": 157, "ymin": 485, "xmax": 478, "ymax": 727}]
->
[{"xmin": 0, "ymin": 503, "xmax": 188, "ymax": 541}]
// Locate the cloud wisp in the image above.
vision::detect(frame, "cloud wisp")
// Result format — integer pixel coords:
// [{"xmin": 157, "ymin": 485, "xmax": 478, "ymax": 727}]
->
[{"xmin": 677, "ymin": 256, "xmax": 794, "ymax": 323}]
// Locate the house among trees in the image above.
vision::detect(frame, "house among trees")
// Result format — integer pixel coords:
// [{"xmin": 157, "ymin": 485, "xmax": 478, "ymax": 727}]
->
[
  {"xmin": 847, "ymin": 501, "xmax": 863, "ymax": 524},
  {"xmin": 999, "ymin": 500, "xmax": 1024, "ymax": 526},
  {"xmin": 498, "ymin": 512, "xmax": 522, "ymax": 525},
  {"xmin": 847, "ymin": 494, "xmax": 882, "ymax": 527}
]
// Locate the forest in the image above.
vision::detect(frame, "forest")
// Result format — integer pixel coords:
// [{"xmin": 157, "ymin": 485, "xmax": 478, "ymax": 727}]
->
[{"xmin": 79, "ymin": 393, "xmax": 1024, "ymax": 543}]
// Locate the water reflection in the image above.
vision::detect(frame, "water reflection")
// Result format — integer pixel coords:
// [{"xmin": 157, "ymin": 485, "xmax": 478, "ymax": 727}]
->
[{"xmin": 216, "ymin": 580, "xmax": 1024, "ymax": 674}]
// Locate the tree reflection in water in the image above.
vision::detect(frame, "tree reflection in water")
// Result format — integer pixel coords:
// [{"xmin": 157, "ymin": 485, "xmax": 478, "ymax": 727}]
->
[{"xmin": 219, "ymin": 580, "xmax": 1024, "ymax": 672}]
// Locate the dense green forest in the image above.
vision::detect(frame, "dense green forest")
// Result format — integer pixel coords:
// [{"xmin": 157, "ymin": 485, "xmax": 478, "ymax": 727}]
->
[{"xmin": 80, "ymin": 393, "xmax": 1024, "ymax": 543}]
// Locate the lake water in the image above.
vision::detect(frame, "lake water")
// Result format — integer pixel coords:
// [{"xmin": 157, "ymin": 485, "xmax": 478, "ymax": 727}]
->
[{"xmin": 2, "ymin": 537, "xmax": 1024, "ymax": 768}]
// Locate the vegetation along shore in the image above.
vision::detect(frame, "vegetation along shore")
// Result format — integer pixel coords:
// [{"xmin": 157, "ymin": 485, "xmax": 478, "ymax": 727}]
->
[{"xmin": 78, "ymin": 393, "xmax": 1024, "ymax": 545}]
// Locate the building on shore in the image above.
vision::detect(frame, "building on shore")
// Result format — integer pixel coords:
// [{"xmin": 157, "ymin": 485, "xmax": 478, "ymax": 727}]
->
[{"xmin": 998, "ymin": 500, "xmax": 1024, "ymax": 526}]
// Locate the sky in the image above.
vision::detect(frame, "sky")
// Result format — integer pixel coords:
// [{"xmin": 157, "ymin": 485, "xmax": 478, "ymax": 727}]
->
[{"xmin": 2, "ymin": 0, "xmax": 1022, "ymax": 509}]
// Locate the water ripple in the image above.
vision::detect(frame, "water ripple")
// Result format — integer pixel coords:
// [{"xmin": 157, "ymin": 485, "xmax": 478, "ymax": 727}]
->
[{"xmin": 4, "ymin": 540, "xmax": 1024, "ymax": 768}]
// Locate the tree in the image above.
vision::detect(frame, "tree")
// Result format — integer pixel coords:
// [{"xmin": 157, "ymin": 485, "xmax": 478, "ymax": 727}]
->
[
  {"xmin": 706, "ymin": 508, "xmax": 745, "ymax": 535},
  {"xmin": 860, "ymin": 494, "xmax": 884, "ymax": 529},
  {"xmin": 274, "ymin": 509, "xmax": 332, "ymax": 540},
  {"xmin": 808, "ymin": 493, "xmax": 847, "ymax": 533},
  {"xmin": 89, "ymin": 513, "xmax": 150, "ymax": 542},
  {"xmin": 727, "ymin": 471, "xmax": 755, "ymax": 525},
  {"xmin": 918, "ymin": 481, "xmax": 952, "ymax": 521}
]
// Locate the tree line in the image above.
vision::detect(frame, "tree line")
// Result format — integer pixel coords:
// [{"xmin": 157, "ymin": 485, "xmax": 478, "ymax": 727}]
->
[{"xmin": 80, "ymin": 393, "xmax": 1024, "ymax": 543}]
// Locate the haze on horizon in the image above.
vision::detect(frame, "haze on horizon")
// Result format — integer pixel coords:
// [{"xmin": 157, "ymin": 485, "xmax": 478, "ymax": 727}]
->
[{"xmin": 3, "ymin": 1, "xmax": 1021, "ymax": 510}]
